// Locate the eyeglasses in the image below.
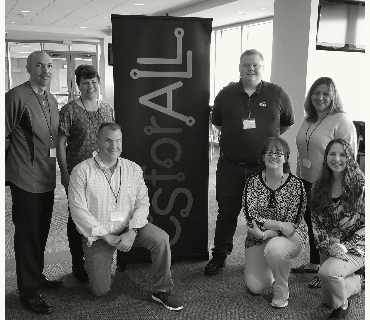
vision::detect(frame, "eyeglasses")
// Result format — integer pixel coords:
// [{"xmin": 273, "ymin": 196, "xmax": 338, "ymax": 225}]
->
[
  {"xmin": 265, "ymin": 151, "xmax": 284, "ymax": 158},
  {"xmin": 242, "ymin": 64, "xmax": 263, "ymax": 69}
]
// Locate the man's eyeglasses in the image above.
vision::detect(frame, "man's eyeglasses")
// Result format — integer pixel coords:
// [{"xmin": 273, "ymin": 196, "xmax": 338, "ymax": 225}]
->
[
  {"xmin": 265, "ymin": 151, "xmax": 284, "ymax": 158},
  {"xmin": 243, "ymin": 64, "xmax": 263, "ymax": 69}
]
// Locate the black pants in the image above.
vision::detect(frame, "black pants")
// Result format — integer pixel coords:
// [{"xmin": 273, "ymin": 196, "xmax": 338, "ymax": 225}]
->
[
  {"xmin": 301, "ymin": 179, "xmax": 320, "ymax": 265},
  {"xmin": 65, "ymin": 189, "xmax": 85, "ymax": 270},
  {"xmin": 212, "ymin": 156, "xmax": 261, "ymax": 257},
  {"xmin": 10, "ymin": 183, "xmax": 54, "ymax": 298}
]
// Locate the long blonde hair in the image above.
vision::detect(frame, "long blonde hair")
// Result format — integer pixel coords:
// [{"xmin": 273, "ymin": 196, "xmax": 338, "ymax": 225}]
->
[{"xmin": 304, "ymin": 77, "xmax": 345, "ymax": 122}]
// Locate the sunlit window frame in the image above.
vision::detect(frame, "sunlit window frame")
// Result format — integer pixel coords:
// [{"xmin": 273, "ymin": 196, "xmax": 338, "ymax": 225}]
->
[{"xmin": 210, "ymin": 17, "xmax": 273, "ymax": 104}]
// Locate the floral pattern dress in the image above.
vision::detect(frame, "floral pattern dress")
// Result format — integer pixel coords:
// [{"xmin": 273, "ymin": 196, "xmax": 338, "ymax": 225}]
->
[
  {"xmin": 311, "ymin": 184, "xmax": 365, "ymax": 258},
  {"xmin": 243, "ymin": 171, "xmax": 308, "ymax": 248},
  {"xmin": 59, "ymin": 100, "xmax": 115, "ymax": 173}
]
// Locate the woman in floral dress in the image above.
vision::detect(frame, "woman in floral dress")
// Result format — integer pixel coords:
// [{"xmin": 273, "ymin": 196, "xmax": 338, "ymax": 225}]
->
[
  {"xmin": 311, "ymin": 138, "xmax": 365, "ymax": 319},
  {"xmin": 57, "ymin": 65, "xmax": 115, "ymax": 283}
]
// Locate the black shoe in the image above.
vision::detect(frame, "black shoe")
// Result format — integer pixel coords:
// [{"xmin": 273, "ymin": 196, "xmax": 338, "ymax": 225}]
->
[
  {"xmin": 328, "ymin": 299, "xmax": 351, "ymax": 319},
  {"xmin": 204, "ymin": 256, "xmax": 226, "ymax": 276},
  {"xmin": 355, "ymin": 266, "xmax": 365, "ymax": 287},
  {"xmin": 341, "ymin": 299, "xmax": 351, "ymax": 319},
  {"xmin": 328, "ymin": 307, "xmax": 343, "ymax": 319},
  {"xmin": 20, "ymin": 294, "xmax": 54, "ymax": 314},
  {"xmin": 40, "ymin": 274, "xmax": 63, "ymax": 289},
  {"xmin": 72, "ymin": 266, "xmax": 89, "ymax": 283}
]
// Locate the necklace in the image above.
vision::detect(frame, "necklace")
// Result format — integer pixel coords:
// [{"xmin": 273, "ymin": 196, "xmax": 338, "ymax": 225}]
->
[
  {"xmin": 264, "ymin": 170, "xmax": 284, "ymax": 189},
  {"xmin": 80, "ymin": 97, "xmax": 98, "ymax": 112},
  {"xmin": 79, "ymin": 97, "xmax": 102, "ymax": 132}
]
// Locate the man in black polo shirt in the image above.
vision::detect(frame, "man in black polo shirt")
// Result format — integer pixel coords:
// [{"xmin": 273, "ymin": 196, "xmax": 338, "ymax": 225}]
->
[{"xmin": 205, "ymin": 49, "xmax": 294, "ymax": 275}]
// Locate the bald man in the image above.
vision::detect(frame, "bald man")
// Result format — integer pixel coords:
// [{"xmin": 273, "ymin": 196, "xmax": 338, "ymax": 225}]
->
[{"xmin": 6, "ymin": 51, "xmax": 62, "ymax": 314}]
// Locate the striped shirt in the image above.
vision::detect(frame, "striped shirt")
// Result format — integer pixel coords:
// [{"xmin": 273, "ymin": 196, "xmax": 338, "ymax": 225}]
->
[{"xmin": 68, "ymin": 153, "xmax": 149, "ymax": 246}]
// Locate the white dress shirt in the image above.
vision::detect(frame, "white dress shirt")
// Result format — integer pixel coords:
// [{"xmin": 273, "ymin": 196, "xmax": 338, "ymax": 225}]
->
[{"xmin": 68, "ymin": 153, "xmax": 149, "ymax": 246}]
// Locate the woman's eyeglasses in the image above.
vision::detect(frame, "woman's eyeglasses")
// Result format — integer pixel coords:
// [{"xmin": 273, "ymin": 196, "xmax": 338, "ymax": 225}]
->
[{"xmin": 265, "ymin": 151, "xmax": 284, "ymax": 158}]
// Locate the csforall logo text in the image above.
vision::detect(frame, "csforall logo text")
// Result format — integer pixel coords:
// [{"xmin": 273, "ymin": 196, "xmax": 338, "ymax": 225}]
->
[{"xmin": 130, "ymin": 28, "xmax": 194, "ymax": 246}]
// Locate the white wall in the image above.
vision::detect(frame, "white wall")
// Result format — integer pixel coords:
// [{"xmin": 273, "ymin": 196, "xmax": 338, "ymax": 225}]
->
[
  {"xmin": 99, "ymin": 37, "xmax": 114, "ymax": 107},
  {"xmin": 306, "ymin": 49, "xmax": 366, "ymax": 122},
  {"xmin": 270, "ymin": 0, "xmax": 318, "ymax": 174}
]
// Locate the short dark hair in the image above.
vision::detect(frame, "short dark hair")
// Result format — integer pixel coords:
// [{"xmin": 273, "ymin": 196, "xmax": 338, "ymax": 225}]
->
[
  {"xmin": 260, "ymin": 137, "xmax": 291, "ymax": 173},
  {"xmin": 97, "ymin": 122, "xmax": 121, "ymax": 137},
  {"xmin": 240, "ymin": 49, "xmax": 264, "ymax": 63},
  {"xmin": 75, "ymin": 64, "xmax": 100, "ymax": 86}
]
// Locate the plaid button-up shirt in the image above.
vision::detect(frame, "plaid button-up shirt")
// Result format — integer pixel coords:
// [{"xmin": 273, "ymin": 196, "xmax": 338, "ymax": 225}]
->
[{"xmin": 68, "ymin": 153, "xmax": 149, "ymax": 246}]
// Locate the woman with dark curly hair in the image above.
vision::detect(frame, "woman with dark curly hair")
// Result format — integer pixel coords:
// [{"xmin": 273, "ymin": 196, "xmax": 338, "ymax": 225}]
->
[
  {"xmin": 311, "ymin": 138, "xmax": 365, "ymax": 320},
  {"xmin": 243, "ymin": 137, "xmax": 308, "ymax": 309},
  {"xmin": 293, "ymin": 77, "xmax": 357, "ymax": 287}
]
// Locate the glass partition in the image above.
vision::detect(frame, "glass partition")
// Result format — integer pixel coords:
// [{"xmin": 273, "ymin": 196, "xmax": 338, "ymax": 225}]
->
[{"xmin": 5, "ymin": 41, "xmax": 98, "ymax": 109}]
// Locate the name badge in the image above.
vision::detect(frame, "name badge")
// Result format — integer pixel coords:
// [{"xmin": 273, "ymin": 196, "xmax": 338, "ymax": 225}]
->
[
  {"xmin": 111, "ymin": 211, "xmax": 124, "ymax": 221},
  {"xmin": 49, "ymin": 148, "xmax": 56, "ymax": 157},
  {"xmin": 243, "ymin": 118, "xmax": 256, "ymax": 129},
  {"xmin": 303, "ymin": 159, "xmax": 311, "ymax": 168}
]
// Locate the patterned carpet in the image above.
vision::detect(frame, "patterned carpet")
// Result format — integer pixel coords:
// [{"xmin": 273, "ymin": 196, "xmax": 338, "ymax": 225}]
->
[{"xmin": 4, "ymin": 256, "xmax": 366, "ymax": 320}]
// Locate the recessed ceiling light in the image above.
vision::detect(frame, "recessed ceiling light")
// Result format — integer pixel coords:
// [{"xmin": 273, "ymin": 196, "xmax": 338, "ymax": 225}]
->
[
  {"xmin": 23, "ymin": 44, "xmax": 31, "ymax": 47},
  {"xmin": 135, "ymin": 3, "xmax": 145, "ymax": 6},
  {"xmin": 19, "ymin": 51, "xmax": 32, "ymax": 54},
  {"xmin": 261, "ymin": 7, "xmax": 266, "ymax": 10},
  {"xmin": 238, "ymin": 11, "xmax": 248, "ymax": 14},
  {"xmin": 21, "ymin": 10, "xmax": 30, "ymax": 13},
  {"xmin": 80, "ymin": 26, "xmax": 87, "ymax": 29}
]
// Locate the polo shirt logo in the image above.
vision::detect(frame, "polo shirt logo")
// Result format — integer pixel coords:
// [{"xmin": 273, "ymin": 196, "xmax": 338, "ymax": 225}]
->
[{"xmin": 259, "ymin": 102, "xmax": 266, "ymax": 107}]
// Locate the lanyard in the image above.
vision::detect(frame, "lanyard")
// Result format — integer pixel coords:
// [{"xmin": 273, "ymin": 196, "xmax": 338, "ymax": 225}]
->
[
  {"xmin": 305, "ymin": 113, "xmax": 329, "ymax": 157},
  {"xmin": 244, "ymin": 91, "xmax": 259, "ymax": 118},
  {"xmin": 94, "ymin": 158, "xmax": 122, "ymax": 206},
  {"xmin": 28, "ymin": 82, "xmax": 54, "ymax": 145}
]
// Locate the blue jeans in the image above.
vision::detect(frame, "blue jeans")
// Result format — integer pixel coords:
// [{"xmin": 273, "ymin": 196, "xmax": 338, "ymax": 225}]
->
[
  {"xmin": 213, "ymin": 155, "xmax": 261, "ymax": 257},
  {"xmin": 82, "ymin": 223, "xmax": 174, "ymax": 296},
  {"xmin": 244, "ymin": 233, "xmax": 305, "ymax": 301},
  {"xmin": 319, "ymin": 253, "xmax": 364, "ymax": 309}
]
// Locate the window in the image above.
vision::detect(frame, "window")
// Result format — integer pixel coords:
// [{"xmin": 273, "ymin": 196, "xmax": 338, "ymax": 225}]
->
[{"xmin": 210, "ymin": 20, "xmax": 273, "ymax": 103}]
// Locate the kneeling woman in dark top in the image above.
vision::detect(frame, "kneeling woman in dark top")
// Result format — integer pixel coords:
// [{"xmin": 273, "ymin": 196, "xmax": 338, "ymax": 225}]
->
[
  {"xmin": 311, "ymin": 138, "xmax": 365, "ymax": 320},
  {"xmin": 243, "ymin": 137, "xmax": 308, "ymax": 308}
]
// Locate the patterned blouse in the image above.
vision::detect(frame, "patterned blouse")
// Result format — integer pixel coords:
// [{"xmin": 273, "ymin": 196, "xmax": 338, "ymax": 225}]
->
[
  {"xmin": 243, "ymin": 171, "xmax": 308, "ymax": 248},
  {"xmin": 59, "ymin": 100, "xmax": 115, "ymax": 173},
  {"xmin": 312, "ymin": 185, "xmax": 365, "ymax": 258}
]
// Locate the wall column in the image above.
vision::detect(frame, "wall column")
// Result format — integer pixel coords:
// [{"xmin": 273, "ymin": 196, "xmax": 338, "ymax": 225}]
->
[{"xmin": 270, "ymin": 0, "xmax": 319, "ymax": 173}]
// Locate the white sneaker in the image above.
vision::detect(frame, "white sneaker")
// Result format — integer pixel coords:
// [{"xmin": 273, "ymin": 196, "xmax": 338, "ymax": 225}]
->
[
  {"xmin": 271, "ymin": 293, "xmax": 289, "ymax": 308},
  {"xmin": 271, "ymin": 299, "xmax": 288, "ymax": 308}
]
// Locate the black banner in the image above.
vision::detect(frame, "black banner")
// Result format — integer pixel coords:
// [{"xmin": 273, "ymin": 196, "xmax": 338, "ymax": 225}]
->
[{"xmin": 111, "ymin": 15, "xmax": 212, "ymax": 264}]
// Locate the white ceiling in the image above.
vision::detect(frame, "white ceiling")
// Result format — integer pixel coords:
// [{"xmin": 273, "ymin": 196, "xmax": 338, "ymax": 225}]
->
[{"xmin": 5, "ymin": 0, "xmax": 275, "ymax": 42}]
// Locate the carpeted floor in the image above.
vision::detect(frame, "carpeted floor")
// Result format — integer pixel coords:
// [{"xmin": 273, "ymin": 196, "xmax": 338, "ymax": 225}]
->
[
  {"xmin": 4, "ymin": 257, "xmax": 366, "ymax": 320},
  {"xmin": 4, "ymin": 150, "xmax": 365, "ymax": 319}
]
